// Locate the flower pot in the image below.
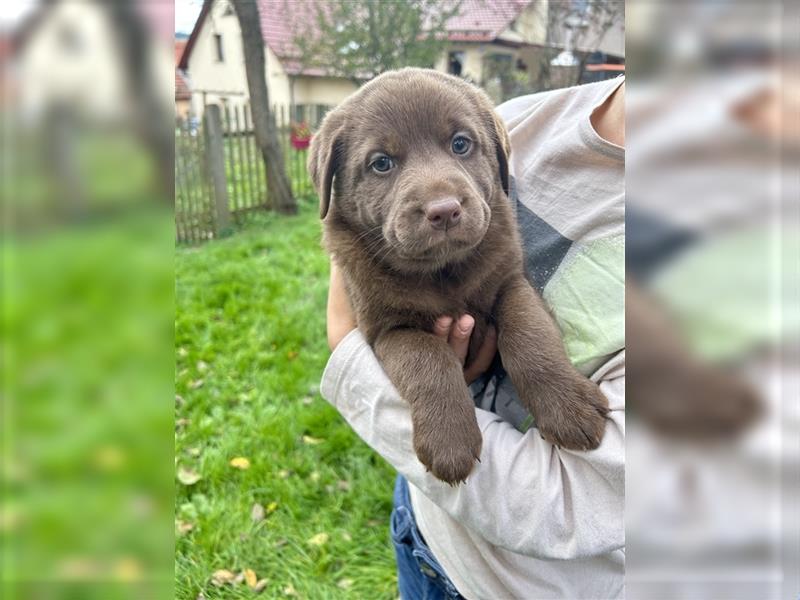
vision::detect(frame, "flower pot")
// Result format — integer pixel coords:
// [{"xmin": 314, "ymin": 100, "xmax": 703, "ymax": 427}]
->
[{"xmin": 291, "ymin": 136, "xmax": 311, "ymax": 150}]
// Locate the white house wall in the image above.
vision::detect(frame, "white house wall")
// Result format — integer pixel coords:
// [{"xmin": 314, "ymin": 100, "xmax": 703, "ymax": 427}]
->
[
  {"xmin": 596, "ymin": 19, "xmax": 624, "ymax": 58},
  {"xmin": 17, "ymin": 2, "xmax": 127, "ymax": 123},
  {"xmin": 290, "ymin": 77, "xmax": 357, "ymax": 109},
  {"xmin": 16, "ymin": 1, "xmax": 173, "ymax": 126},
  {"xmin": 434, "ymin": 44, "xmax": 495, "ymax": 84},
  {"xmin": 186, "ymin": 2, "xmax": 291, "ymax": 121}
]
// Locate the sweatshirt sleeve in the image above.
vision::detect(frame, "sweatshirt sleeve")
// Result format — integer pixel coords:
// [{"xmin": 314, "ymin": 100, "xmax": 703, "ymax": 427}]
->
[{"xmin": 320, "ymin": 328, "xmax": 625, "ymax": 560}]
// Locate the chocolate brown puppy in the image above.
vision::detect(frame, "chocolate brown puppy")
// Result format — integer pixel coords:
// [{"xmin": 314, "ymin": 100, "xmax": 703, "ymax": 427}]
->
[{"xmin": 309, "ymin": 68, "xmax": 608, "ymax": 484}]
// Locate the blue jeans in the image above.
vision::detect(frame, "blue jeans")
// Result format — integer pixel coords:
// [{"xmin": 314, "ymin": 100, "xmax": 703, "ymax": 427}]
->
[{"xmin": 391, "ymin": 475, "xmax": 463, "ymax": 599}]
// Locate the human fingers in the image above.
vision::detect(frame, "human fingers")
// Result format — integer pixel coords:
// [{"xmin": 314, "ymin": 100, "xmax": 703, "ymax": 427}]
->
[
  {"xmin": 448, "ymin": 314, "xmax": 475, "ymax": 366},
  {"xmin": 463, "ymin": 325, "xmax": 497, "ymax": 384}
]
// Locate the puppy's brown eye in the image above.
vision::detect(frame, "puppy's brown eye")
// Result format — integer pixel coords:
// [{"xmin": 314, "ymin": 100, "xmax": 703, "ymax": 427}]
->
[
  {"xmin": 370, "ymin": 155, "xmax": 394, "ymax": 173},
  {"xmin": 451, "ymin": 135, "xmax": 471, "ymax": 155}
]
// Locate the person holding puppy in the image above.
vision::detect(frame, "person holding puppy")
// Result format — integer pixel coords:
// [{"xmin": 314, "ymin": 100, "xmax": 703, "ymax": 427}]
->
[{"xmin": 324, "ymin": 76, "xmax": 625, "ymax": 599}]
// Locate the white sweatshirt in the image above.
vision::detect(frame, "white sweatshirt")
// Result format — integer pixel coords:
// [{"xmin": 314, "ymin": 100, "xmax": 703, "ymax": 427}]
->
[{"xmin": 322, "ymin": 77, "xmax": 626, "ymax": 599}]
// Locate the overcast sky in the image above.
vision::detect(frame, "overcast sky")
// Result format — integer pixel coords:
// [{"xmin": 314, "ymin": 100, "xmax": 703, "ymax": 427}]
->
[
  {"xmin": 176, "ymin": 0, "xmax": 203, "ymax": 35},
  {"xmin": 1, "ymin": 0, "xmax": 203, "ymax": 34},
  {"xmin": 0, "ymin": 0, "xmax": 36, "ymax": 27}
]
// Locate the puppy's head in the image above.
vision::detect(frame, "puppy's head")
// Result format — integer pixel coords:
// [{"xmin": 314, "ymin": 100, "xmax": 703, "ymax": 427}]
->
[{"xmin": 309, "ymin": 68, "xmax": 510, "ymax": 273}]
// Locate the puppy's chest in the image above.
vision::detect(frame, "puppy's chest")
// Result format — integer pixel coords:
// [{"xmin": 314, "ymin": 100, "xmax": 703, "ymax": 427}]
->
[{"xmin": 349, "ymin": 269, "xmax": 499, "ymax": 326}]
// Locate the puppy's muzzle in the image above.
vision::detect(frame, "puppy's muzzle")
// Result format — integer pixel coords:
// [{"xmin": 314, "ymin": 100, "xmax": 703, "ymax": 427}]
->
[{"xmin": 425, "ymin": 197, "xmax": 462, "ymax": 231}]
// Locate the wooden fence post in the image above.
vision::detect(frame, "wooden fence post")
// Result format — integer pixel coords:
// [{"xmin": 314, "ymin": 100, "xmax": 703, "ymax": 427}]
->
[{"xmin": 203, "ymin": 104, "xmax": 232, "ymax": 236}]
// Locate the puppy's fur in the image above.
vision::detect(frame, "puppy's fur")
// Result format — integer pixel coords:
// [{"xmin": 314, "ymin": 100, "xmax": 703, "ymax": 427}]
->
[{"xmin": 310, "ymin": 68, "xmax": 608, "ymax": 484}]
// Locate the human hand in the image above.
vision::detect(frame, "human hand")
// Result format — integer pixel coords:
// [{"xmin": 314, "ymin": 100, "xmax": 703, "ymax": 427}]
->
[
  {"xmin": 433, "ymin": 315, "xmax": 497, "ymax": 384},
  {"xmin": 329, "ymin": 262, "xmax": 498, "ymax": 384}
]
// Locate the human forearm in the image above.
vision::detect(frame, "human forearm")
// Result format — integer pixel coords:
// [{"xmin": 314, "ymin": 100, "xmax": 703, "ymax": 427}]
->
[
  {"xmin": 321, "ymin": 330, "xmax": 625, "ymax": 559},
  {"xmin": 327, "ymin": 262, "xmax": 356, "ymax": 351}
]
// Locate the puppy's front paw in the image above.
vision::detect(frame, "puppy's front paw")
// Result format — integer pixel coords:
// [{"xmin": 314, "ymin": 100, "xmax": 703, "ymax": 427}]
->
[
  {"xmin": 413, "ymin": 417, "xmax": 482, "ymax": 485},
  {"xmin": 635, "ymin": 365, "xmax": 763, "ymax": 440},
  {"xmin": 534, "ymin": 378, "xmax": 609, "ymax": 451}
]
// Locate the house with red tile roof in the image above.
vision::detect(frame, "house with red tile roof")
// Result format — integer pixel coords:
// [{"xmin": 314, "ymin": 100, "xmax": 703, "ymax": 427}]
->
[
  {"xmin": 175, "ymin": 38, "xmax": 192, "ymax": 118},
  {"xmin": 180, "ymin": 0, "xmax": 622, "ymax": 121},
  {"xmin": 9, "ymin": 0, "xmax": 174, "ymax": 122},
  {"xmin": 179, "ymin": 0, "xmax": 359, "ymax": 123}
]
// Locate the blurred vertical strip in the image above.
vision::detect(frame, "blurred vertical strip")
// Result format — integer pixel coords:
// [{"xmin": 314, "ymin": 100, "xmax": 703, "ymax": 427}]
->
[
  {"xmin": 1, "ymin": 1, "xmax": 174, "ymax": 598},
  {"xmin": 626, "ymin": 1, "xmax": 799, "ymax": 599}
]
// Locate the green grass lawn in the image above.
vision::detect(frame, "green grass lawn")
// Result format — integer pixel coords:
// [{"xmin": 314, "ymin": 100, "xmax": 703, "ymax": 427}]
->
[
  {"xmin": 3, "ymin": 210, "xmax": 174, "ymax": 599},
  {"xmin": 175, "ymin": 203, "xmax": 398, "ymax": 599}
]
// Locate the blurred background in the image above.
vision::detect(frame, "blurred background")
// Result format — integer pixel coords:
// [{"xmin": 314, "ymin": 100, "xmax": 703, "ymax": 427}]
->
[
  {"xmin": 172, "ymin": 0, "xmax": 624, "ymax": 243},
  {"xmin": 1, "ymin": 0, "xmax": 797, "ymax": 599},
  {"xmin": 1, "ymin": 1, "xmax": 175, "ymax": 599},
  {"xmin": 626, "ymin": 1, "xmax": 798, "ymax": 599}
]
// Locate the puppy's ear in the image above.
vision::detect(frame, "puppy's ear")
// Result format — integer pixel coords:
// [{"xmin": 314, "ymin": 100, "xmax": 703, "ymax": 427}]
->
[
  {"xmin": 308, "ymin": 120, "xmax": 344, "ymax": 219},
  {"xmin": 490, "ymin": 110, "xmax": 511, "ymax": 196}
]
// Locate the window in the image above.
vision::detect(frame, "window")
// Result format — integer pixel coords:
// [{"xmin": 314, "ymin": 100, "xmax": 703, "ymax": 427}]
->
[
  {"xmin": 482, "ymin": 53, "xmax": 515, "ymax": 97},
  {"xmin": 485, "ymin": 53, "xmax": 513, "ymax": 73},
  {"xmin": 448, "ymin": 51, "xmax": 465, "ymax": 76},
  {"xmin": 214, "ymin": 34, "xmax": 224, "ymax": 62}
]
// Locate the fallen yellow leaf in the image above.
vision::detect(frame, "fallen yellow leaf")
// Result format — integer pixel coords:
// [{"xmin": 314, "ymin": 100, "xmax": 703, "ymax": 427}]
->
[
  {"xmin": 94, "ymin": 445, "xmax": 125, "ymax": 471},
  {"xmin": 211, "ymin": 569, "xmax": 236, "ymax": 586},
  {"xmin": 57, "ymin": 557, "xmax": 100, "ymax": 579},
  {"xmin": 254, "ymin": 578, "xmax": 269, "ymax": 592},
  {"xmin": 176, "ymin": 520, "xmax": 194, "ymax": 535},
  {"xmin": 113, "ymin": 557, "xmax": 142, "ymax": 582},
  {"xmin": 243, "ymin": 568, "xmax": 257, "ymax": 588},
  {"xmin": 177, "ymin": 467, "xmax": 201, "ymax": 485},
  {"xmin": 302, "ymin": 435, "xmax": 323, "ymax": 445},
  {"xmin": 307, "ymin": 532, "xmax": 329, "ymax": 546},
  {"xmin": 251, "ymin": 503, "xmax": 265, "ymax": 522},
  {"xmin": 229, "ymin": 457, "xmax": 251, "ymax": 470},
  {"xmin": 266, "ymin": 501, "xmax": 278, "ymax": 514},
  {"xmin": 337, "ymin": 578, "xmax": 354, "ymax": 589}
]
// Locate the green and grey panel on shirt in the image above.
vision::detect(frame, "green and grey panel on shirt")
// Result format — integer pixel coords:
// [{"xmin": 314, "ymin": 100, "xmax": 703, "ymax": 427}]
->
[{"xmin": 472, "ymin": 178, "xmax": 625, "ymax": 432}]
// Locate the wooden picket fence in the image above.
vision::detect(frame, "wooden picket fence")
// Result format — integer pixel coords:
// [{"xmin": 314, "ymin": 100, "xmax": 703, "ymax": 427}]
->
[{"xmin": 175, "ymin": 104, "xmax": 318, "ymax": 244}]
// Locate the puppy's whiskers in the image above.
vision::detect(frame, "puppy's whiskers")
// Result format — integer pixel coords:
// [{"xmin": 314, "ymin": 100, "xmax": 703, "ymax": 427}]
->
[{"xmin": 454, "ymin": 161, "xmax": 484, "ymax": 200}]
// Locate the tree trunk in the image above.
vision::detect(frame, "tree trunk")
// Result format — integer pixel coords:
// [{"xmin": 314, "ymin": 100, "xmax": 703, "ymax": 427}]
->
[
  {"xmin": 105, "ymin": 2, "xmax": 174, "ymax": 204},
  {"xmin": 234, "ymin": 0, "xmax": 297, "ymax": 215}
]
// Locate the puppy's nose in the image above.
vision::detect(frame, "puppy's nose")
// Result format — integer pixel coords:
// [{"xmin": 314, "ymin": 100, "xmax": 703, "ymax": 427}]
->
[{"xmin": 425, "ymin": 198, "xmax": 462, "ymax": 230}]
